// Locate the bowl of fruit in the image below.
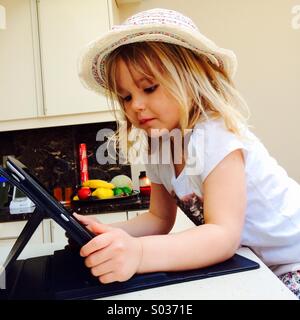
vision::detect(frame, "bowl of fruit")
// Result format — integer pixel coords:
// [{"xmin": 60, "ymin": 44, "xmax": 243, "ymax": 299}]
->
[{"xmin": 72, "ymin": 175, "xmax": 139, "ymax": 205}]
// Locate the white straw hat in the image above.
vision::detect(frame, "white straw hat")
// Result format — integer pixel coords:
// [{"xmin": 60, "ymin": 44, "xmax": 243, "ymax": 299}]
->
[{"xmin": 78, "ymin": 8, "xmax": 237, "ymax": 95}]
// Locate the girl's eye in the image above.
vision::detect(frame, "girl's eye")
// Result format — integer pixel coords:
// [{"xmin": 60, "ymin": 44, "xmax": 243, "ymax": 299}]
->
[
  {"xmin": 144, "ymin": 84, "xmax": 158, "ymax": 93},
  {"xmin": 122, "ymin": 95, "xmax": 132, "ymax": 102}
]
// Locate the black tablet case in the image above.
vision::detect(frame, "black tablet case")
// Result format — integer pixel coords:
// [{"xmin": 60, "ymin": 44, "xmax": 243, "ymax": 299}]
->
[
  {"xmin": 2, "ymin": 248, "xmax": 259, "ymax": 300},
  {"xmin": 0, "ymin": 157, "xmax": 260, "ymax": 300}
]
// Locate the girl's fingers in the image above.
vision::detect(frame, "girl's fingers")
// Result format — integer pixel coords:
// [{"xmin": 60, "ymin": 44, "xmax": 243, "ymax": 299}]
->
[
  {"xmin": 98, "ymin": 272, "xmax": 116, "ymax": 284},
  {"xmin": 89, "ymin": 221, "xmax": 112, "ymax": 234},
  {"xmin": 73, "ymin": 212, "xmax": 100, "ymax": 232},
  {"xmin": 80, "ymin": 228, "xmax": 112, "ymax": 257},
  {"xmin": 90, "ymin": 259, "xmax": 115, "ymax": 278},
  {"xmin": 84, "ymin": 245, "xmax": 113, "ymax": 268},
  {"xmin": 89, "ymin": 259, "xmax": 118, "ymax": 284},
  {"xmin": 73, "ymin": 212, "xmax": 98, "ymax": 224}
]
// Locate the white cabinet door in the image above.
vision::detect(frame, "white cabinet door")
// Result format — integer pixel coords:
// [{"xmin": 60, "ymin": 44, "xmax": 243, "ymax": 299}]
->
[
  {"xmin": 37, "ymin": 0, "xmax": 111, "ymax": 116},
  {"xmin": 0, "ymin": 0, "xmax": 41, "ymax": 121},
  {"xmin": 0, "ymin": 220, "xmax": 44, "ymax": 247},
  {"xmin": 50, "ymin": 220, "xmax": 68, "ymax": 245}
]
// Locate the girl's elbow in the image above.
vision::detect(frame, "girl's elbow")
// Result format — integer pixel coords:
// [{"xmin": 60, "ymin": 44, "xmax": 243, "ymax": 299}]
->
[
  {"xmin": 216, "ymin": 226, "xmax": 241, "ymax": 260},
  {"xmin": 224, "ymin": 233, "xmax": 242, "ymax": 259},
  {"xmin": 148, "ymin": 211, "xmax": 175, "ymax": 234},
  {"xmin": 162, "ymin": 220, "xmax": 176, "ymax": 234}
]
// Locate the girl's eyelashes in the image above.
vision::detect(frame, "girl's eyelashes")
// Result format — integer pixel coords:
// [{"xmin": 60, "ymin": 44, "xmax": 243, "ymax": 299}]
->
[
  {"xmin": 122, "ymin": 95, "xmax": 132, "ymax": 102},
  {"xmin": 120, "ymin": 84, "xmax": 159, "ymax": 102},
  {"xmin": 144, "ymin": 84, "xmax": 159, "ymax": 93}
]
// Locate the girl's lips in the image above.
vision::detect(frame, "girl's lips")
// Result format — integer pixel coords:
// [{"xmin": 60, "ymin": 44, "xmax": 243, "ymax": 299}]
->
[{"xmin": 139, "ymin": 118, "xmax": 155, "ymax": 125}]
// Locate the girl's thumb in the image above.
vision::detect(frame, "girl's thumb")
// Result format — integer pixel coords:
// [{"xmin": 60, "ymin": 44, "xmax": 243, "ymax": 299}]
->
[
  {"xmin": 73, "ymin": 212, "xmax": 98, "ymax": 225},
  {"xmin": 89, "ymin": 221, "xmax": 112, "ymax": 235}
]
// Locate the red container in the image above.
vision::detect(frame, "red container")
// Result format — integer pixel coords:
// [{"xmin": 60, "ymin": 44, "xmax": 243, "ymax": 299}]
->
[
  {"xmin": 139, "ymin": 171, "xmax": 151, "ymax": 197},
  {"xmin": 79, "ymin": 143, "xmax": 89, "ymax": 185},
  {"xmin": 140, "ymin": 185, "xmax": 151, "ymax": 197}
]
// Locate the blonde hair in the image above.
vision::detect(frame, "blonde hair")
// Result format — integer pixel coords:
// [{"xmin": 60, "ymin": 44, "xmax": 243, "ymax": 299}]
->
[{"xmin": 104, "ymin": 42, "xmax": 249, "ymax": 160}]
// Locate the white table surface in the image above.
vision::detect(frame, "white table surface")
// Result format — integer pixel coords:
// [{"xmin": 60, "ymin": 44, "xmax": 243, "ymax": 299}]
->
[{"xmin": 0, "ymin": 243, "xmax": 297, "ymax": 300}]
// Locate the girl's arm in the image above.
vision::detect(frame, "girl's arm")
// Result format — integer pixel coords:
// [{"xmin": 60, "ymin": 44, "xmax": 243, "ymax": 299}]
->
[
  {"xmin": 74, "ymin": 182, "xmax": 178, "ymax": 237},
  {"xmin": 79, "ymin": 149, "xmax": 246, "ymax": 283},
  {"xmin": 110, "ymin": 182, "xmax": 178, "ymax": 236},
  {"xmin": 138, "ymin": 149, "xmax": 246, "ymax": 272}
]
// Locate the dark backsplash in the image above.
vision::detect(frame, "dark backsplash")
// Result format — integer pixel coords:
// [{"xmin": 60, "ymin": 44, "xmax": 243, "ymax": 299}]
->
[{"xmin": 0, "ymin": 121, "xmax": 131, "ymax": 195}]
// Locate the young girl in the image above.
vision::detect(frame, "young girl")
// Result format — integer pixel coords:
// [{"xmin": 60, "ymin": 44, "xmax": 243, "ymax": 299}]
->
[{"xmin": 76, "ymin": 8, "xmax": 300, "ymax": 298}]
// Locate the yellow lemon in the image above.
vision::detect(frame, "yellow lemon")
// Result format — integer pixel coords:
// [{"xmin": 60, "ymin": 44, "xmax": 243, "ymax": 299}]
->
[{"xmin": 92, "ymin": 187, "xmax": 114, "ymax": 199}]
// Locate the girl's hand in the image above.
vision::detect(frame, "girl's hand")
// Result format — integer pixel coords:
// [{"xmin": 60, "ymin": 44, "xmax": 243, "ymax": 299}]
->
[
  {"xmin": 73, "ymin": 212, "xmax": 100, "ymax": 232},
  {"xmin": 65, "ymin": 213, "xmax": 100, "ymax": 250},
  {"xmin": 79, "ymin": 221, "xmax": 143, "ymax": 284}
]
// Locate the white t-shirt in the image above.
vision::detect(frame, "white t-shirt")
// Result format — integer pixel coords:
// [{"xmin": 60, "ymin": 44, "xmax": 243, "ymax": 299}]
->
[{"xmin": 145, "ymin": 118, "xmax": 300, "ymax": 276}]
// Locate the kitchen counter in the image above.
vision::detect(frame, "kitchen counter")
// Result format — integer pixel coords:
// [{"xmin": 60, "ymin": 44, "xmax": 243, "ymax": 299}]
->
[
  {"xmin": 0, "ymin": 195, "xmax": 150, "ymax": 223},
  {"xmin": 0, "ymin": 243, "xmax": 297, "ymax": 300}
]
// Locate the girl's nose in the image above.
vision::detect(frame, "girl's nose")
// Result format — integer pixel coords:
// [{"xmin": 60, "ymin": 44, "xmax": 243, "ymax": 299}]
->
[{"xmin": 131, "ymin": 97, "xmax": 146, "ymax": 111}]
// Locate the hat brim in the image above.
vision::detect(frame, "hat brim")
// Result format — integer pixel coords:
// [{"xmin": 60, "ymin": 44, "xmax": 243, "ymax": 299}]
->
[{"xmin": 78, "ymin": 24, "xmax": 237, "ymax": 95}]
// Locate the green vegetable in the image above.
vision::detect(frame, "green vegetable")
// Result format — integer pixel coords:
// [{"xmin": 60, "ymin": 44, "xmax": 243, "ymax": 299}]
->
[
  {"xmin": 113, "ymin": 187, "xmax": 124, "ymax": 196},
  {"xmin": 122, "ymin": 186, "xmax": 132, "ymax": 195}
]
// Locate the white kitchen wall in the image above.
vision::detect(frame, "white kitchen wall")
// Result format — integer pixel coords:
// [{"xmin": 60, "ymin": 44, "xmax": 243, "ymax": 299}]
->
[{"xmin": 118, "ymin": 0, "xmax": 300, "ymax": 183}]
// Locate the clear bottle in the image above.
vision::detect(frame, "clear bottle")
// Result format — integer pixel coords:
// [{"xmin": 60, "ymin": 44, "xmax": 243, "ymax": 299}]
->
[{"xmin": 139, "ymin": 171, "xmax": 151, "ymax": 197}]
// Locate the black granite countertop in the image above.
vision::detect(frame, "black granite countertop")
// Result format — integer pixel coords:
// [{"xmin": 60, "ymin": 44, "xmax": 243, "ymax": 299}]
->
[{"xmin": 0, "ymin": 195, "xmax": 150, "ymax": 223}]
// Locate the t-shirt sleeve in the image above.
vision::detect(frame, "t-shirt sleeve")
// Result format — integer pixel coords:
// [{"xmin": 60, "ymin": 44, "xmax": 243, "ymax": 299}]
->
[
  {"xmin": 144, "ymin": 163, "xmax": 162, "ymax": 184},
  {"xmin": 199, "ymin": 119, "xmax": 247, "ymax": 182}
]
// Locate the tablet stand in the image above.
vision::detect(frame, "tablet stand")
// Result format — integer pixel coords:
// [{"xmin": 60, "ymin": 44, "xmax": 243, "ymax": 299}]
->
[{"xmin": 3, "ymin": 207, "xmax": 47, "ymax": 270}]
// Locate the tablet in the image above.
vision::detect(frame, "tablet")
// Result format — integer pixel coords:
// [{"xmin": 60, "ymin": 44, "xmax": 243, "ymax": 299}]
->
[{"xmin": 0, "ymin": 156, "xmax": 94, "ymax": 247}]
